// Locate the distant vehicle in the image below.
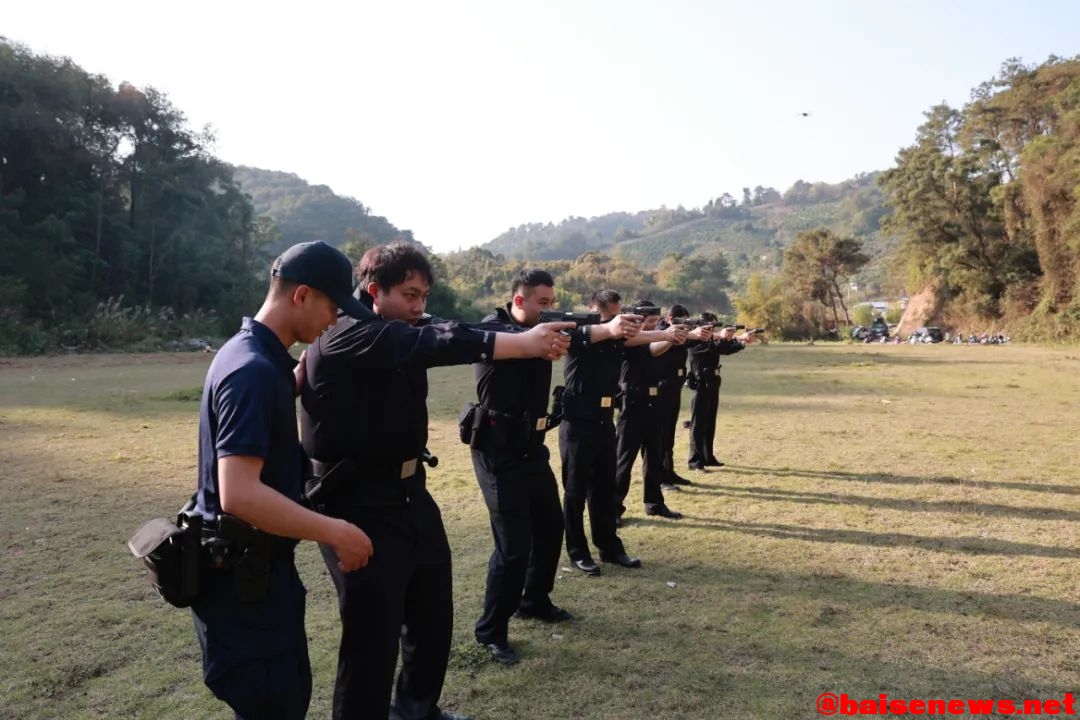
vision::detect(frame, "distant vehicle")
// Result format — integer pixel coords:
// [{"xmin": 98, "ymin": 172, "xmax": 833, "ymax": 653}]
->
[
  {"xmin": 909, "ymin": 326, "xmax": 945, "ymax": 344},
  {"xmin": 852, "ymin": 317, "xmax": 891, "ymax": 342}
]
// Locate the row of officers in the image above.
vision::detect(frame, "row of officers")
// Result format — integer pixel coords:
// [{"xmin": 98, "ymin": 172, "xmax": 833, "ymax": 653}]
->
[{"xmin": 190, "ymin": 240, "xmax": 755, "ymax": 720}]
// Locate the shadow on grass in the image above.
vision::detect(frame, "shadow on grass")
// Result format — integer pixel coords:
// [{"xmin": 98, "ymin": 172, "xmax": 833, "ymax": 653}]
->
[
  {"xmin": 615, "ymin": 539, "xmax": 1080, "ymax": 630},
  {"xmin": 629, "ymin": 515, "xmax": 1080, "ymax": 560},
  {"xmin": 687, "ymin": 483, "xmax": 1080, "ymax": 523},
  {"xmin": 719, "ymin": 465, "xmax": 1080, "ymax": 497}
]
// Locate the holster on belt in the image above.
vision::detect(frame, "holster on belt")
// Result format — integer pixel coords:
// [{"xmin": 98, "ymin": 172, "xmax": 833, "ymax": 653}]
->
[
  {"xmin": 215, "ymin": 513, "xmax": 285, "ymax": 603},
  {"xmin": 468, "ymin": 405, "xmax": 550, "ymax": 455},
  {"xmin": 305, "ymin": 457, "xmax": 357, "ymax": 510}
]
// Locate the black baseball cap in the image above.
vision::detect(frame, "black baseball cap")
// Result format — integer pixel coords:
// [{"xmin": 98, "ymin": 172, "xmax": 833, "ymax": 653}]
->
[{"xmin": 271, "ymin": 241, "xmax": 372, "ymax": 320}]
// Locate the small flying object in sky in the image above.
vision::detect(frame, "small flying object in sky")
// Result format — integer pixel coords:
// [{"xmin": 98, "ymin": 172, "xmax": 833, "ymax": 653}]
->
[{"xmin": 800, "ymin": 112, "xmax": 810, "ymax": 117}]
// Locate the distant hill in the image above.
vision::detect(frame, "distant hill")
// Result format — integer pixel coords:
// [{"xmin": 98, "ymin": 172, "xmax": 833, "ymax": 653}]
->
[
  {"xmin": 481, "ymin": 173, "xmax": 895, "ymax": 287},
  {"xmin": 232, "ymin": 166, "xmax": 407, "ymax": 253}
]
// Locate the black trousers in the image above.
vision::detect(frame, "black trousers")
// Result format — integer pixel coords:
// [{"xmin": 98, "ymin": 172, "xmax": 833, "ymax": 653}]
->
[
  {"xmin": 193, "ymin": 561, "xmax": 312, "ymax": 720},
  {"xmin": 558, "ymin": 418, "xmax": 626, "ymax": 563},
  {"xmin": 615, "ymin": 398, "xmax": 667, "ymax": 513},
  {"xmin": 472, "ymin": 444, "xmax": 565, "ymax": 645},
  {"xmin": 657, "ymin": 384, "xmax": 683, "ymax": 481},
  {"xmin": 320, "ymin": 485, "xmax": 453, "ymax": 720},
  {"xmin": 688, "ymin": 377, "xmax": 721, "ymax": 466}
]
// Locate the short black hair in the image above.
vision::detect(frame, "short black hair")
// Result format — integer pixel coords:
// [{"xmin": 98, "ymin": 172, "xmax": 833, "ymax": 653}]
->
[
  {"xmin": 700, "ymin": 311, "xmax": 718, "ymax": 323},
  {"xmin": 267, "ymin": 276, "xmax": 300, "ymax": 301},
  {"xmin": 511, "ymin": 269, "xmax": 555, "ymax": 296},
  {"xmin": 669, "ymin": 304, "xmax": 689, "ymax": 319},
  {"xmin": 632, "ymin": 298, "xmax": 656, "ymax": 308},
  {"xmin": 357, "ymin": 241, "xmax": 435, "ymax": 291},
  {"xmin": 590, "ymin": 289, "xmax": 621, "ymax": 310}
]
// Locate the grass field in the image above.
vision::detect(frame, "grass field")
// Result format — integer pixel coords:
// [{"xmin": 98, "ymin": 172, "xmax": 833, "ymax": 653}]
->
[{"xmin": 2, "ymin": 343, "xmax": 1078, "ymax": 719}]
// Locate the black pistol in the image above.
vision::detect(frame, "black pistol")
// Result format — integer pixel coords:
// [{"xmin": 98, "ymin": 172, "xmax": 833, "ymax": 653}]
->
[
  {"xmin": 539, "ymin": 310, "xmax": 602, "ymax": 327},
  {"xmin": 538, "ymin": 310, "xmax": 602, "ymax": 335},
  {"xmin": 624, "ymin": 305, "xmax": 661, "ymax": 318}
]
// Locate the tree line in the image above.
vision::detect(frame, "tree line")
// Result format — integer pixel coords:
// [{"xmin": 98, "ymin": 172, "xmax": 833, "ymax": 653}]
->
[
  {"xmin": 3, "ymin": 37, "xmax": 1077, "ymax": 353},
  {"xmin": 0, "ymin": 38, "xmax": 272, "ymax": 352},
  {"xmin": 879, "ymin": 55, "xmax": 1080, "ymax": 338}
]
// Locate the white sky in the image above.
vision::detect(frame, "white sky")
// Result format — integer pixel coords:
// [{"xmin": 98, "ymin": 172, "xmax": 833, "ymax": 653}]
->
[{"xmin": 5, "ymin": 1, "xmax": 1077, "ymax": 252}]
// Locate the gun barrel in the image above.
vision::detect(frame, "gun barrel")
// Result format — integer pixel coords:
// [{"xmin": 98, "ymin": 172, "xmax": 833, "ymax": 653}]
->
[{"xmin": 538, "ymin": 310, "xmax": 601, "ymax": 326}]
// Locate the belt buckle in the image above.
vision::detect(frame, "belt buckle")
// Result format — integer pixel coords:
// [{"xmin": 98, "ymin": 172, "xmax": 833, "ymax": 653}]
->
[
  {"xmin": 677, "ymin": 368, "xmax": 685, "ymax": 376},
  {"xmin": 400, "ymin": 458, "xmax": 418, "ymax": 479},
  {"xmin": 600, "ymin": 396, "xmax": 612, "ymax": 408},
  {"xmin": 534, "ymin": 417, "xmax": 547, "ymax": 432},
  {"xmin": 648, "ymin": 387, "xmax": 658, "ymax": 397}
]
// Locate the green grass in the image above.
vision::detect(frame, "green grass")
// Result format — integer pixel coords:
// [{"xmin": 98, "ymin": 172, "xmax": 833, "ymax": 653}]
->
[{"xmin": 1, "ymin": 344, "xmax": 1079, "ymax": 719}]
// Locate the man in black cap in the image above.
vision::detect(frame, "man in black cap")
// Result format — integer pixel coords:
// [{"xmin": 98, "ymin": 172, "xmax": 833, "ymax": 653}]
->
[
  {"xmin": 191, "ymin": 240, "xmax": 375, "ymax": 720},
  {"xmin": 301, "ymin": 243, "xmax": 572, "ymax": 720}
]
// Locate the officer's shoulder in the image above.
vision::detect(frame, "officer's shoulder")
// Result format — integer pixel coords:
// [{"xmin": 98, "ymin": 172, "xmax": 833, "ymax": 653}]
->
[{"xmin": 212, "ymin": 346, "xmax": 277, "ymax": 390}]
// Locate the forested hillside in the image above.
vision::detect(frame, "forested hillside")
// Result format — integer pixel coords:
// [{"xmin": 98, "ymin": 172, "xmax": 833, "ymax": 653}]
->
[
  {"xmin": 231, "ymin": 166, "xmax": 407, "ymax": 253},
  {"xmin": 482, "ymin": 174, "xmax": 894, "ymax": 292}
]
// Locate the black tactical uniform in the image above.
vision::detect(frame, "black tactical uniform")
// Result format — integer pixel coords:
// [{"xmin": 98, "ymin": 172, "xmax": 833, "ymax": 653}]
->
[
  {"xmin": 653, "ymin": 320, "xmax": 691, "ymax": 485},
  {"xmin": 687, "ymin": 337, "xmax": 744, "ymax": 467},
  {"xmin": 614, "ymin": 343, "xmax": 669, "ymax": 516},
  {"xmin": 301, "ymin": 294, "xmax": 496, "ymax": 720},
  {"xmin": 558, "ymin": 324, "xmax": 630, "ymax": 566},
  {"xmin": 471, "ymin": 305, "xmax": 566, "ymax": 650}
]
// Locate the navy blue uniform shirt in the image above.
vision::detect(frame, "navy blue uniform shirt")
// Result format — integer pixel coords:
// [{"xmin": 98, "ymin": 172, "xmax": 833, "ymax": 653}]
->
[{"xmin": 196, "ymin": 317, "xmax": 303, "ymax": 520}]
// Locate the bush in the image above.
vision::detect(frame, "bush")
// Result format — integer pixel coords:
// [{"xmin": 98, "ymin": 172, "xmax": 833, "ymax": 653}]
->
[
  {"xmin": 0, "ymin": 317, "xmax": 53, "ymax": 356},
  {"xmin": 34, "ymin": 297, "xmax": 226, "ymax": 354}
]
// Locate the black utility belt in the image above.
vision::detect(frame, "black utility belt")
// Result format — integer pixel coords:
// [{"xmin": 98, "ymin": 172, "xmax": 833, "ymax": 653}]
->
[
  {"xmin": 564, "ymin": 393, "xmax": 616, "ymax": 409},
  {"xmin": 458, "ymin": 403, "xmax": 551, "ymax": 453},
  {"xmin": 486, "ymin": 406, "xmax": 551, "ymax": 431},
  {"xmin": 127, "ymin": 507, "xmax": 290, "ymax": 609},
  {"xmin": 306, "ymin": 456, "xmax": 424, "ymax": 510},
  {"xmin": 621, "ymin": 384, "xmax": 659, "ymax": 398},
  {"xmin": 311, "ymin": 457, "xmax": 422, "ymax": 482}
]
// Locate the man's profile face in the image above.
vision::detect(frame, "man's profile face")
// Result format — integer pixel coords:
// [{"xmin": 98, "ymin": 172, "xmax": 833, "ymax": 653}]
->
[
  {"xmin": 370, "ymin": 270, "xmax": 430, "ymax": 324},
  {"xmin": 643, "ymin": 314, "xmax": 661, "ymax": 331},
  {"xmin": 596, "ymin": 301, "xmax": 620, "ymax": 322},
  {"xmin": 296, "ymin": 286, "xmax": 339, "ymax": 343},
  {"xmin": 513, "ymin": 284, "xmax": 556, "ymax": 327}
]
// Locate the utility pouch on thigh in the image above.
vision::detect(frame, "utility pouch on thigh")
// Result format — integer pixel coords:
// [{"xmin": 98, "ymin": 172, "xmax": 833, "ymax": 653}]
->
[{"xmin": 127, "ymin": 497, "xmax": 202, "ymax": 608}]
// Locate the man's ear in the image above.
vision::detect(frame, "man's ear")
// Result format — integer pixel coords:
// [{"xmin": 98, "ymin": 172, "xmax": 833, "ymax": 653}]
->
[
  {"xmin": 512, "ymin": 294, "xmax": 525, "ymax": 309},
  {"xmin": 366, "ymin": 281, "xmax": 380, "ymax": 298},
  {"xmin": 292, "ymin": 284, "xmax": 311, "ymax": 307}
]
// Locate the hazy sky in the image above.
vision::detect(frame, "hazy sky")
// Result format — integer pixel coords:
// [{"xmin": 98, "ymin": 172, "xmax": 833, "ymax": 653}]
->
[{"xmin": 6, "ymin": 1, "xmax": 1077, "ymax": 252}]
